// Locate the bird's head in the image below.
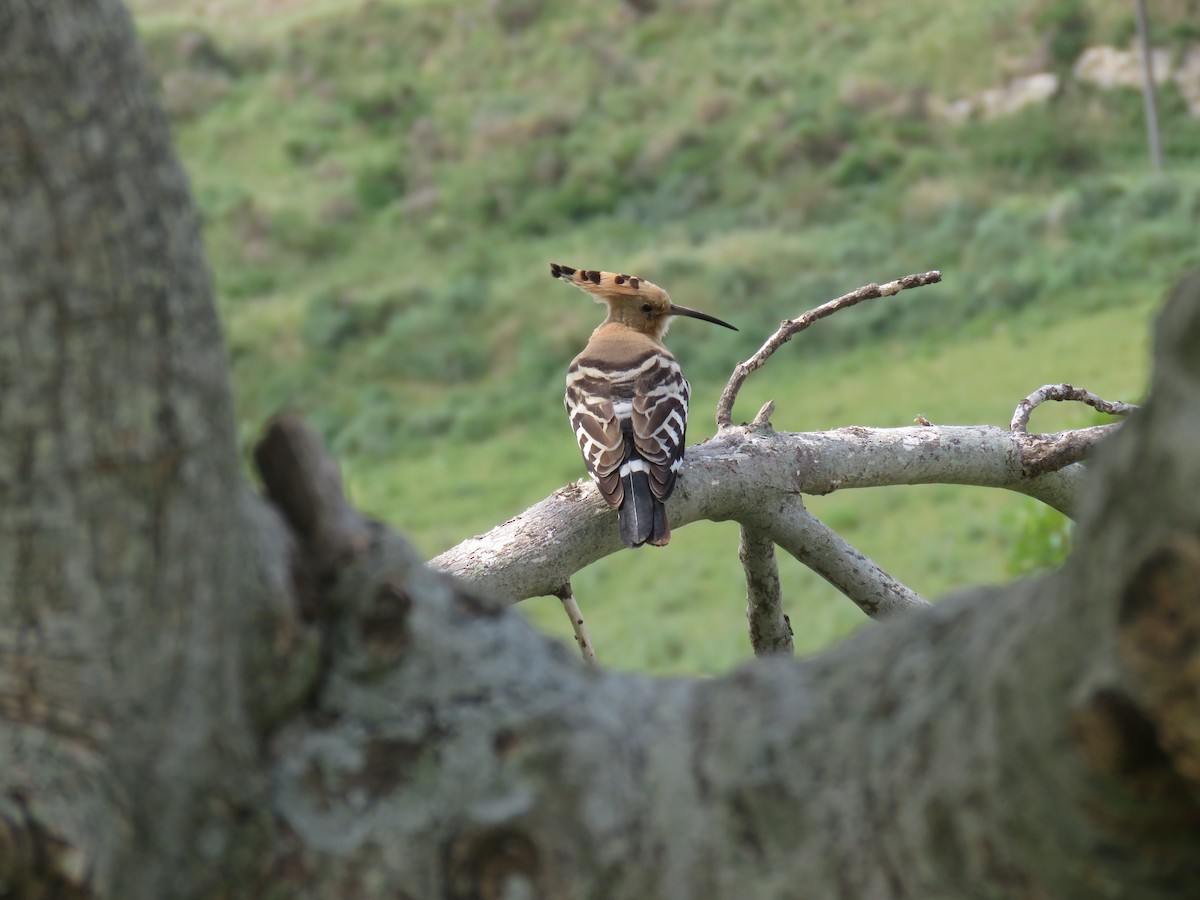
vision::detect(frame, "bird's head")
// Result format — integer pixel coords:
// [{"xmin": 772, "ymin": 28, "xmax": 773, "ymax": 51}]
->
[{"xmin": 550, "ymin": 263, "xmax": 736, "ymax": 341}]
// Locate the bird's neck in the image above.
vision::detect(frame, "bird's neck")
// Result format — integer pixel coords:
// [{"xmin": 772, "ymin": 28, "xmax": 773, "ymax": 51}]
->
[{"xmin": 602, "ymin": 308, "xmax": 669, "ymax": 343}]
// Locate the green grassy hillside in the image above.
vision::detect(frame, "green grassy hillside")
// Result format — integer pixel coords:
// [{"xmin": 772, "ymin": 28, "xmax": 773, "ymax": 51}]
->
[{"xmin": 127, "ymin": 0, "xmax": 1197, "ymax": 673}]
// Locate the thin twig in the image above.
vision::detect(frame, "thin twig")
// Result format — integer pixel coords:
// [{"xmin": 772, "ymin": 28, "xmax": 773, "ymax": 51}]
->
[
  {"xmin": 1010, "ymin": 383, "xmax": 1138, "ymax": 434},
  {"xmin": 751, "ymin": 400, "xmax": 776, "ymax": 427},
  {"xmin": 715, "ymin": 271, "xmax": 942, "ymax": 428},
  {"xmin": 739, "ymin": 525, "xmax": 792, "ymax": 656},
  {"xmin": 553, "ymin": 582, "xmax": 598, "ymax": 666}
]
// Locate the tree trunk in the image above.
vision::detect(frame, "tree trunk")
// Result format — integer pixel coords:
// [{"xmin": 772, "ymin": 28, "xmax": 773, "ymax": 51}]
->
[
  {"xmin": 0, "ymin": 3, "xmax": 303, "ymax": 896},
  {"xmin": 1133, "ymin": 0, "xmax": 1164, "ymax": 170},
  {"xmin": 4, "ymin": 3, "xmax": 1200, "ymax": 898}
]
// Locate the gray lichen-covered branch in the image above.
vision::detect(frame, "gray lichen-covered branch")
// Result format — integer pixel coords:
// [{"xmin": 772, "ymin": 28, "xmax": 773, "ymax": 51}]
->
[
  {"xmin": 1010, "ymin": 382, "xmax": 1139, "ymax": 433},
  {"xmin": 738, "ymin": 524, "xmax": 792, "ymax": 656},
  {"xmin": 430, "ymin": 422, "xmax": 1108, "ymax": 604},
  {"xmin": 758, "ymin": 497, "xmax": 928, "ymax": 616}
]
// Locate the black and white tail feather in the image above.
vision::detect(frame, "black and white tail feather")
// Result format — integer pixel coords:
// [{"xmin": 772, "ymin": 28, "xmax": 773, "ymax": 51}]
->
[{"xmin": 616, "ymin": 440, "xmax": 675, "ymax": 548}]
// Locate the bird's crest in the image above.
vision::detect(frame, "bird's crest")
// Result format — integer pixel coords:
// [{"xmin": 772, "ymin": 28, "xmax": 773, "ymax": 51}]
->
[
  {"xmin": 550, "ymin": 261, "xmax": 737, "ymax": 338},
  {"xmin": 549, "ymin": 263, "xmax": 670, "ymax": 303}
]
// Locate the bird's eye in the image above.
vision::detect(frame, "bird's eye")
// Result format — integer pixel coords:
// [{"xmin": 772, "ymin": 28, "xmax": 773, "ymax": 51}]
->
[{"xmin": 641, "ymin": 303, "xmax": 653, "ymax": 313}]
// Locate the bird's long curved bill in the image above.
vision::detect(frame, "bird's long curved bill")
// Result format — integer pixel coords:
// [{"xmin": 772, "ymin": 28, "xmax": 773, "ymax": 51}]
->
[{"xmin": 669, "ymin": 304, "xmax": 738, "ymax": 331}]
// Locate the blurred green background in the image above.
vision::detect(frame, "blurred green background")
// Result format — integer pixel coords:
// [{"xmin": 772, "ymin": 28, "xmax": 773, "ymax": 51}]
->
[{"xmin": 128, "ymin": 0, "xmax": 1196, "ymax": 674}]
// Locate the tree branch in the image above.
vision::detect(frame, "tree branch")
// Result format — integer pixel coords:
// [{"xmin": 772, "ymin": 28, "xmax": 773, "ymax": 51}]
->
[
  {"xmin": 759, "ymin": 500, "xmax": 928, "ymax": 616},
  {"xmin": 431, "ymin": 423, "xmax": 1104, "ymax": 604},
  {"xmin": 738, "ymin": 526, "xmax": 792, "ymax": 656},
  {"xmin": 715, "ymin": 271, "xmax": 942, "ymax": 428},
  {"xmin": 552, "ymin": 583, "xmax": 598, "ymax": 666},
  {"xmin": 1021, "ymin": 423, "xmax": 1123, "ymax": 477},
  {"xmin": 1010, "ymin": 382, "xmax": 1139, "ymax": 433},
  {"xmin": 254, "ymin": 412, "xmax": 377, "ymax": 594}
]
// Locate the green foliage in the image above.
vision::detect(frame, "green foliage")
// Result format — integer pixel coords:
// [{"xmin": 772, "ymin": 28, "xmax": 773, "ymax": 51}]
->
[
  {"xmin": 1034, "ymin": 0, "xmax": 1092, "ymax": 70},
  {"xmin": 270, "ymin": 209, "xmax": 350, "ymax": 258},
  {"xmin": 302, "ymin": 287, "xmax": 395, "ymax": 353},
  {"xmin": 960, "ymin": 106, "xmax": 1099, "ymax": 177},
  {"xmin": 1006, "ymin": 500, "xmax": 1073, "ymax": 577},
  {"xmin": 354, "ymin": 160, "xmax": 407, "ymax": 213},
  {"xmin": 220, "ymin": 266, "xmax": 277, "ymax": 300},
  {"xmin": 831, "ymin": 141, "xmax": 904, "ymax": 188},
  {"xmin": 348, "ymin": 81, "xmax": 427, "ymax": 135},
  {"xmin": 1109, "ymin": 15, "xmax": 1138, "ymax": 47},
  {"xmin": 1168, "ymin": 19, "xmax": 1200, "ymax": 45}
]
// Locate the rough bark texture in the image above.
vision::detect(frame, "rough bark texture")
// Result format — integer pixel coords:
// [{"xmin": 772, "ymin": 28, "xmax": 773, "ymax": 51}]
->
[
  {"xmin": 739, "ymin": 525, "xmax": 792, "ymax": 656},
  {"xmin": 431, "ymin": 423, "xmax": 1097, "ymax": 604},
  {"xmin": 5, "ymin": 4, "xmax": 1200, "ymax": 899},
  {"xmin": 0, "ymin": 4, "xmax": 306, "ymax": 896}
]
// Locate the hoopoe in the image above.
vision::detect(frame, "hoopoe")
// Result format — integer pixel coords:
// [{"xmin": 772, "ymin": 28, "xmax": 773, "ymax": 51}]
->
[{"xmin": 552, "ymin": 263, "xmax": 736, "ymax": 548}]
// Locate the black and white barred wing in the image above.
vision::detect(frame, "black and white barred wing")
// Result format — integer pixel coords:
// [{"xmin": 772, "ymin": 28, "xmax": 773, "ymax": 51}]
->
[
  {"xmin": 564, "ymin": 368, "xmax": 626, "ymax": 507},
  {"xmin": 631, "ymin": 355, "xmax": 690, "ymax": 501}
]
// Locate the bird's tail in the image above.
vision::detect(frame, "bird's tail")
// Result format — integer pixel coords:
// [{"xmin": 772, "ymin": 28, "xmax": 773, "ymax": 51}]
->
[{"xmin": 619, "ymin": 469, "xmax": 671, "ymax": 548}]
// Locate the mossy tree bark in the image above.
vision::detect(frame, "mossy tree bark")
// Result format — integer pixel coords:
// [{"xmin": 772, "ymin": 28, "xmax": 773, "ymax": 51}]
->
[
  {"xmin": 0, "ymin": 3, "xmax": 306, "ymax": 896},
  {"xmin": 4, "ymin": 3, "xmax": 1200, "ymax": 899}
]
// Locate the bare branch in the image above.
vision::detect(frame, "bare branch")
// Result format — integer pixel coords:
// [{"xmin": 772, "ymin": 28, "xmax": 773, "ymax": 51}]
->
[
  {"xmin": 760, "ymin": 501, "xmax": 928, "ymax": 617},
  {"xmin": 431, "ymin": 423, "xmax": 1095, "ymax": 604},
  {"xmin": 552, "ymin": 583, "xmax": 598, "ymax": 666},
  {"xmin": 739, "ymin": 526, "xmax": 792, "ymax": 656},
  {"xmin": 715, "ymin": 271, "xmax": 942, "ymax": 428},
  {"xmin": 1010, "ymin": 383, "xmax": 1139, "ymax": 434},
  {"xmin": 254, "ymin": 412, "xmax": 376, "ymax": 586},
  {"xmin": 751, "ymin": 400, "xmax": 776, "ymax": 427}
]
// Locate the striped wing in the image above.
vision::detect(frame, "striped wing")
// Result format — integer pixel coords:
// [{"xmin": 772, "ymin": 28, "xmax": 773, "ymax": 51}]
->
[
  {"xmin": 565, "ymin": 365, "xmax": 626, "ymax": 507},
  {"xmin": 630, "ymin": 355, "xmax": 689, "ymax": 501},
  {"xmin": 565, "ymin": 351, "xmax": 689, "ymax": 506}
]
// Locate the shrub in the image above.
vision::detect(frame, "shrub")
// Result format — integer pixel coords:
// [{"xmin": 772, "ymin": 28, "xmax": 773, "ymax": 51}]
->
[
  {"xmin": 1121, "ymin": 176, "xmax": 1181, "ymax": 220},
  {"xmin": 361, "ymin": 277, "xmax": 492, "ymax": 383},
  {"xmin": 831, "ymin": 142, "xmax": 903, "ymax": 188},
  {"xmin": 1034, "ymin": 0, "xmax": 1092, "ymax": 70},
  {"xmin": 354, "ymin": 160, "xmax": 407, "ymax": 212},
  {"xmin": 301, "ymin": 287, "xmax": 405, "ymax": 353},
  {"xmin": 220, "ymin": 267, "xmax": 277, "ymax": 300},
  {"xmin": 349, "ymin": 82, "xmax": 427, "ymax": 136},
  {"xmin": 962, "ymin": 107, "xmax": 1098, "ymax": 177},
  {"xmin": 271, "ymin": 209, "xmax": 350, "ymax": 259},
  {"xmin": 1007, "ymin": 501, "xmax": 1072, "ymax": 576}
]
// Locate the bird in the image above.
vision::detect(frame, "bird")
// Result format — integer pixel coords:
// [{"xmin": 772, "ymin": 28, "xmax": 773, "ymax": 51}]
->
[{"xmin": 552, "ymin": 263, "xmax": 736, "ymax": 548}]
